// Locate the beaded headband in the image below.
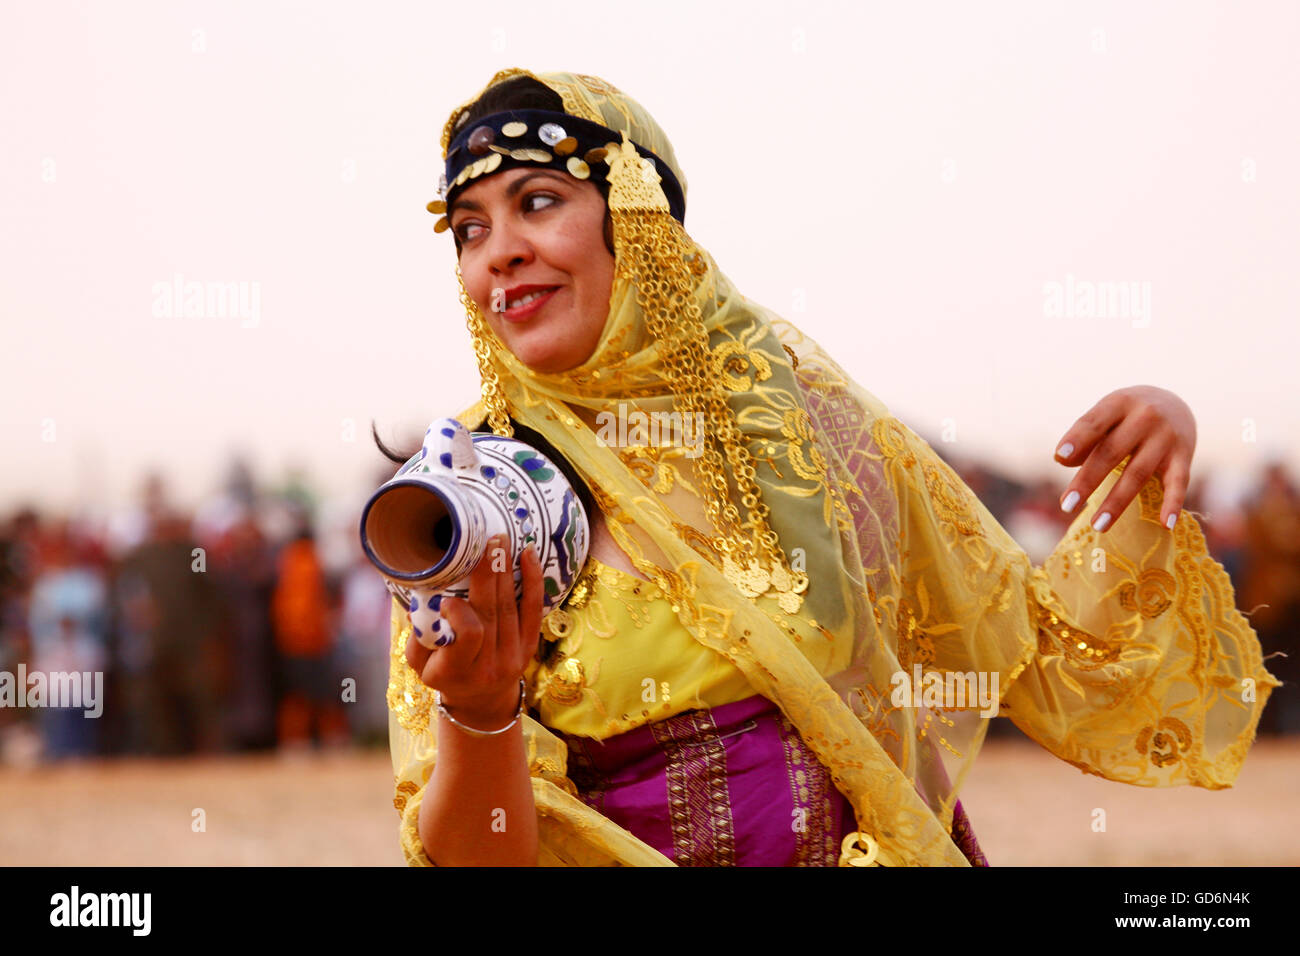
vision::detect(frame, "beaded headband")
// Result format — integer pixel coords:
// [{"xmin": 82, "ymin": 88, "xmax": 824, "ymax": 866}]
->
[{"xmin": 426, "ymin": 108, "xmax": 687, "ymax": 232}]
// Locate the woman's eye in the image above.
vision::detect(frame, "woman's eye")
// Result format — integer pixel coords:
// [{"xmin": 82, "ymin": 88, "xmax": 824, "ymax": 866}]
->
[
  {"xmin": 455, "ymin": 193, "xmax": 558, "ymax": 242},
  {"xmin": 524, "ymin": 192, "xmax": 558, "ymax": 212}
]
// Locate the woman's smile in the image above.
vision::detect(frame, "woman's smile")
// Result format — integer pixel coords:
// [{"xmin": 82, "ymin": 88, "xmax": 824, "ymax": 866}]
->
[{"xmin": 501, "ymin": 285, "xmax": 561, "ymax": 323}]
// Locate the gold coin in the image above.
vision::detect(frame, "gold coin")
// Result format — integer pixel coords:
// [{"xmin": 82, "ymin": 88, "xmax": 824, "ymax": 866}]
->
[
  {"xmin": 502, "ymin": 121, "xmax": 527, "ymax": 137},
  {"xmin": 566, "ymin": 157, "xmax": 590, "ymax": 180},
  {"xmin": 545, "ymin": 608, "xmax": 572, "ymax": 638},
  {"xmin": 525, "ymin": 148, "xmax": 551, "ymax": 162},
  {"xmin": 583, "ymin": 147, "xmax": 607, "ymax": 164},
  {"xmin": 488, "ymin": 144, "xmax": 511, "ymax": 155},
  {"xmin": 741, "ymin": 560, "xmax": 770, "ymax": 594},
  {"xmin": 433, "ymin": 216, "xmax": 449, "ymax": 234},
  {"xmin": 454, "ymin": 165, "xmax": 471, "ymax": 186},
  {"xmin": 469, "ymin": 157, "xmax": 487, "ymax": 177},
  {"xmin": 426, "ymin": 200, "xmax": 446, "ymax": 214},
  {"xmin": 484, "ymin": 152, "xmax": 502, "ymax": 172},
  {"xmin": 554, "ymin": 137, "xmax": 578, "ymax": 156},
  {"xmin": 840, "ymin": 831, "xmax": 880, "ymax": 867},
  {"xmin": 509, "ymin": 148, "xmax": 534, "ymax": 161}
]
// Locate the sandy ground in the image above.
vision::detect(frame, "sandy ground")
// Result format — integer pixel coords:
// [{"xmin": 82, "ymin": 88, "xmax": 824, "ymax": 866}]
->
[{"xmin": 1, "ymin": 738, "xmax": 1296, "ymax": 866}]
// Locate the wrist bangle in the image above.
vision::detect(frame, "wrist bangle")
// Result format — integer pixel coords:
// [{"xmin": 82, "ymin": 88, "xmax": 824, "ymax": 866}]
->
[{"xmin": 435, "ymin": 679, "xmax": 527, "ymax": 737}]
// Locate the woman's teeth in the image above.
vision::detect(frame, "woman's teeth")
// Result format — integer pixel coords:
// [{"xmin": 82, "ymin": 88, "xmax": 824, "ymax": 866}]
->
[{"xmin": 508, "ymin": 289, "xmax": 553, "ymax": 309}]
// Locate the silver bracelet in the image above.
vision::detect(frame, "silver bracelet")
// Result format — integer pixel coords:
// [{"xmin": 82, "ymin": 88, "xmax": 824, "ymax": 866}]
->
[{"xmin": 434, "ymin": 679, "xmax": 527, "ymax": 737}]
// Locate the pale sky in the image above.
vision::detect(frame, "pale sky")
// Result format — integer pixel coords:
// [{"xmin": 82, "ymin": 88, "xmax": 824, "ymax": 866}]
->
[{"xmin": 3, "ymin": 0, "xmax": 1297, "ymax": 528}]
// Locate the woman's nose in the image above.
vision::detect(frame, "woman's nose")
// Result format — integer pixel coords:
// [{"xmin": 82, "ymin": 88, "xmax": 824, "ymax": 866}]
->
[{"xmin": 486, "ymin": 220, "xmax": 533, "ymax": 275}]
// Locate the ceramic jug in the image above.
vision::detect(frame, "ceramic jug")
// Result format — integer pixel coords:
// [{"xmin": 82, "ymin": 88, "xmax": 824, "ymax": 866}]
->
[{"xmin": 359, "ymin": 418, "xmax": 590, "ymax": 649}]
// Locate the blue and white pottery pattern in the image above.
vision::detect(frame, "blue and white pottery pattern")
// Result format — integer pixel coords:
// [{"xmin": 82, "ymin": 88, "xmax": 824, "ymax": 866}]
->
[{"xmin": 361, "ymin": 418, "xmax": 590, "ymax": 650}]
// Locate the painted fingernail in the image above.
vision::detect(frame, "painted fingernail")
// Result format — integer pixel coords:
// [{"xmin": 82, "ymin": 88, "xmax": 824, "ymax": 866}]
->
[
  {"xmin": 1061, "ymin": 490, "xmax": 1080, "ymax": 513},
  {"xmin": 1056, "ymin": 442, "xmax": 1074, "ymax": 459},
  {"xmin": 1092, "ymin": 512, "xmax": 1112, "ymax": 532},
  {"xmin": 1165, "ymin": 512, "xmax": 1177, "ymax": 530},
  {"xmin": 432, "ymin": 617, "xmax": 455, "ymax": 647}
]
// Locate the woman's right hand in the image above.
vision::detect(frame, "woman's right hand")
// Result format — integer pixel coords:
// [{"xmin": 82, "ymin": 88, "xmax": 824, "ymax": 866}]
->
[{"xmin": 404, "ymin": 533, "xmax": 545, "ymax": 729}]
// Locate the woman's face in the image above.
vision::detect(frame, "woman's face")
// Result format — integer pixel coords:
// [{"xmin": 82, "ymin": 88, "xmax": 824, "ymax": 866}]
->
[{"xmin": 450, "ymin": 167, "xmax": 614, "ymax": 374}]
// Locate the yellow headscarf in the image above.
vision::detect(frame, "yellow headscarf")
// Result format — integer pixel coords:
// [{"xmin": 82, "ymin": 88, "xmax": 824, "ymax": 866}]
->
[{"xmin": 388, "ymin": 68, "xmax": 1278, "ymax": 867}]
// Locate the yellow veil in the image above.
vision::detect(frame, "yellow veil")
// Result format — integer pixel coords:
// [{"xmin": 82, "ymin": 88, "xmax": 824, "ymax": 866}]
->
[{"xmin": 388, "ymin": 68, "xmax": 1279, "ymax": 867}]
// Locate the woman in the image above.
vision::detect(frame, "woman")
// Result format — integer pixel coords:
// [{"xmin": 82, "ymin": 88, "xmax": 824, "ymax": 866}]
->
[{"xmin": 380, "ymin": 69, "xmax": 1278, "ymax": 866}]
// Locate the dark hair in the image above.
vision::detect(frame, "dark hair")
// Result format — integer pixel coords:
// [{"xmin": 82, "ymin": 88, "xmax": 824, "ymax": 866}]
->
[{"xmin": 443, "ymin": 75, "xmax": 614, "ymax": 257}]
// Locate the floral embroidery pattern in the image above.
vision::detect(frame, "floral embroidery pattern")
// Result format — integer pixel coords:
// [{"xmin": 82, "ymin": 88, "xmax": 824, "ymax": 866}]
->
[
  {"xmin": 871, "ymin": 415, "xmax": 982, "ymax": 537},
  {"xmin": 871, "ymin": 417, "xmax": 916, "ymax": 469},
  {"xmin": 711, "ymin": 340, "xmax": 773, "ymax": 393},
  {"xmin": 544, "ymin": 656, "xmax": 590, "ymax": 705},
  {"xmin": 781, "ymin": 407, "xmax": 828, "ymax": 484},
  {"xmin": 393, "ymin": 780, "xmax": 419, "ymax": 816},
  {"xmin": 882, "ymin": 573, "xmax": 965, "ymax": 675},
  {"xmin": 1136, "ymin": 717, "xmax": 1193, "ymax": 768},
  {"xmin": 1118, "ymin": 569, "xmax": 1176, "ymax": 619},
  {"xmin": 922, "ymin": 460, "xmax": 983, "ymax": 537},
  {"xmin": 618, "ymin": 442, "xmax": 698, "ymax": 496}
]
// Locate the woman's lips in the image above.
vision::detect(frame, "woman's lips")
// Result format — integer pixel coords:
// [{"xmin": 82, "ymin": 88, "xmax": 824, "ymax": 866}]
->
[{"xmin": 502, "ymin": 286, "xmax": 560, "ymax": 323}]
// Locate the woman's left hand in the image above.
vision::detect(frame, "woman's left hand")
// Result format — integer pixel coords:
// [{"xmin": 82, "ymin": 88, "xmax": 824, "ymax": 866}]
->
[{"xmin": 1054, "ymin": 385, "xmax": 1197, "ymax": 533}]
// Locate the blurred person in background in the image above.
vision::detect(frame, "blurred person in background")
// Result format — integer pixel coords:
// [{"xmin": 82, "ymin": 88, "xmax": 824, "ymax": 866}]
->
[
  {"xmin": 270, "ymin": 513, "xmax": 347, "ymax": 752},
  {"xmin": 33, "ymin": 614, "xmax": 106, "ymax": 760},
  {"xmin": 195, "ymin": 459, "xmax": 279, "ymax": 752},
  {"xmin": 1240, "ymin": 461, "xmax": 1300, "ymax": 735},
  {"xmin": 26, "ymin": 519, "xmax": 110, "ymax": 761},
  {"xmin": 209, "ymin": 504, "xmax": 278, "ymax": 751},
  {"xmin": 0, "ymin": 509, "xmax": 43, "ymax": 762},
  {"xmin": 112, "ymin": 476, "xmax": 225, "ymax": 755},
  {"xmin": 337, "ymin": 528, "xmax": 394, "ymax": 747}
]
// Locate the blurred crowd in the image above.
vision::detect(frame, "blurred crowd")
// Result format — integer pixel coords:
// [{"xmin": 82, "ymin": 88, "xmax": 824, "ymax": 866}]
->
[
  {"xmin": 0, "ymin": 461, "xmax": 396, "ymax": 766},
  {"xmin": 0, "ymin": 451, "xmax": 1296, "ymax": 766}
]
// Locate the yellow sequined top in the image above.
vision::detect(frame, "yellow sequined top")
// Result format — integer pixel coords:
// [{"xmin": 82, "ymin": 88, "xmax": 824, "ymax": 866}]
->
[{"xmin": 527, "ymin": 553, "xmax": 759, "ymax": 738}]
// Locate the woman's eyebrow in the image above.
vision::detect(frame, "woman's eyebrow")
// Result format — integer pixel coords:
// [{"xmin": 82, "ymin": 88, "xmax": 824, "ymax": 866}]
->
[{"xmin": 448, "ymin": 171, "xmax": 567, "ymax": 217}]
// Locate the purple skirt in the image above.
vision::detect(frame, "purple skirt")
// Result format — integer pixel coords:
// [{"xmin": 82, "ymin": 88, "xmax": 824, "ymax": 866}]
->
[{"xmin": 561, "ymin": 694, "xmax": 989, "ymax": 867}]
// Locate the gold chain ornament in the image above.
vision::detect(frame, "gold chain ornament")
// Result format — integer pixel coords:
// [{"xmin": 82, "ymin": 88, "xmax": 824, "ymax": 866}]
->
[
  {"xmin": 459, "ymin": 269, "xmax": 514, "ymax": 438},
  {"xmin": 603, "ymin": 131, "xmax": 805, "ymax": 613}
]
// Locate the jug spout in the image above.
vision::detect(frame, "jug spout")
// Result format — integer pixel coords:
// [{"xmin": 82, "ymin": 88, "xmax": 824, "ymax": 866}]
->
[{"xmin": 422, "ymin": 419, "xmax": 479, "ymax": 475}]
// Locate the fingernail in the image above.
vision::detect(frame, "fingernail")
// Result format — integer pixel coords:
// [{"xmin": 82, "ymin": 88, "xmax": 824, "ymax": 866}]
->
[
  {"xmin": 432, "ymin": 616, "xmax": 455, "ymax": 647},
  {"xmin": 1056, "ymin": 442, "xmax": 1074, "ymax": 459},
  {"xmin": 1165, "ymin": 512, "xmax": 1177, "ymax": 530},
  {"xmin": 1061, "ymin": 490, "xmax": 1080, "ymax": 513},
  {"xmin": 1092, "ymin": 511, "xmax": 1112, "ymax": 532}
]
